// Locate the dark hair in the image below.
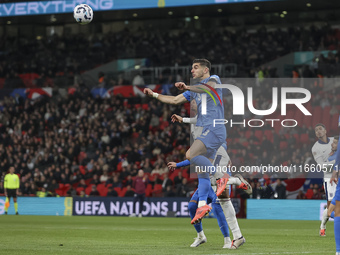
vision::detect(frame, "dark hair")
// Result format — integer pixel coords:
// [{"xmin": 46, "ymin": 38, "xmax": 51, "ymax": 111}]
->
[
  {"xmin": 314, "ymin": 123, "xmax": 326, "ymax": 129},
  {"xmin": 193, "ymin": 59, "xmax": 211, "ymax": 71},
  {"xmin": 335, "ymin": 136, "xmax": 339, "ymax": 141}
]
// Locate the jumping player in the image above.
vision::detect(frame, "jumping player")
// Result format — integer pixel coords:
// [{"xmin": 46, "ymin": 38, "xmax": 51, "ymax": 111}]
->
[{"xmin": 144, "ymin": 59, "xmax": 231, "ymax": 224}]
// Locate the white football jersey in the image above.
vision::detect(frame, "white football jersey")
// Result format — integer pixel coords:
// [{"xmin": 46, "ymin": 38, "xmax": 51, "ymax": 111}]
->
[
  {"xmin": 191, "ymin": 124, "xmax": 203, "ymax": 140},
  {"xmin": 311, "ymin": 137, "xmax": 334, "ymax": 179}
]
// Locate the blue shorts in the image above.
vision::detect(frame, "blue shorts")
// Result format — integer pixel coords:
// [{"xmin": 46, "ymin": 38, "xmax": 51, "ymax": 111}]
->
[
  {"xmin": 196, "ymin": 125, "xmax": 226, "ymax": 159},
  {"xmin": 190, "ymin": 186, "xmax": 217, "ymax": 204}
]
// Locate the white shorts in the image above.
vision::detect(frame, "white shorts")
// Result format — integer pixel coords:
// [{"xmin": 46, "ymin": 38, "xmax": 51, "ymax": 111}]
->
[
  {"xmin": 324, "ymin": 178, "xmax": 337, "ymax": 201},
  {"xmin": 213, "ymin": 146, "xmax": 230, "ymax": 179}
]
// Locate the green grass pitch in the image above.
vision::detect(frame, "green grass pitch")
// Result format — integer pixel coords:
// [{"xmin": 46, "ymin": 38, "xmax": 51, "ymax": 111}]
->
[{"xmin": 0, "ymin": 215, "xmax": 335, "ymax": 254}]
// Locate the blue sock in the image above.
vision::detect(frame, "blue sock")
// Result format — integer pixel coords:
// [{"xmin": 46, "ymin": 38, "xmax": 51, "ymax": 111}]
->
[
  {"xmin": 192, "ymin": 155, "xmax": 215, "ymax": 203},
  {"xmin": 335, "ymin": 217, "xmax": 340, "ymax": 252},
  {"xmin": 197, "ymin": 178, "xmax": 210, "ymax": 202},
  {"xmin": 188, "ymin": 202, "xmax": 202, "ymax": 233},
  {"xmin": 212, "ymin": 201, "xmax": 230, "ymax": 237},
  {"xmin": 331, "ymin": 211, "xmax": 335, "ymax": 219}
]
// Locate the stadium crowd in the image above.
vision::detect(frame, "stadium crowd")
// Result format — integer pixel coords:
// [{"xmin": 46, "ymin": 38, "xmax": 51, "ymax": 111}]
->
[
  {"xmin": 1, "ymin": 24, "xmax": 340, "ymax": 88},
  {"xmin": 0, "ymin": 78, "xmax": 339, "ymax": 200}
]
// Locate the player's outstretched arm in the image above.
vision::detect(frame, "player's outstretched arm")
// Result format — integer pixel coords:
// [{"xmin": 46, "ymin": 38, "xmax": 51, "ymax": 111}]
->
[
  {"xmin": 167, "ymin": 162, "xmax": 177, "ymax": 171},
  {"xmin": 167, "ymin": 160, "xmax": 190, "ymax": 171},
  {"xmin": 175, "ymin": 80, "xmax": 217, "ymax": 94},
  {"xmin": 171, "ymin": 114, "xmax": 197, "ymax": 124},
  {"xmin": 143, "ymin": 88, "xmax": 187, "ymax": 105},
  {"xmin": 171, "ymin": 114, "xmax": 183, "ymax": 123}
]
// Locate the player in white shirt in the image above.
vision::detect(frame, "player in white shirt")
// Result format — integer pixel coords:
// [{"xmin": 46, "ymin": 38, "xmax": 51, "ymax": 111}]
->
[
  {"xmin": 311, "ymin": 123, "xmax": 335, "ymax": 236},
  {"xmin": 167, "ymin": 99, "xmax": 248, "ymax": 249}
]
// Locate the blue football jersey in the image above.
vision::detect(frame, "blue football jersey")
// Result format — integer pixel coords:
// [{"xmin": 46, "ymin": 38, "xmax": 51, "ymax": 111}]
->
[{"xmin": 182, "ymin": 75, "xmax": 224, "ymax": 128}]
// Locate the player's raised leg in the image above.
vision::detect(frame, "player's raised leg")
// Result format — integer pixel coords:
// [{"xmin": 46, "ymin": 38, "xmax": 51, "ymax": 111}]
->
[{"xmin": 188, "ymin": 141, "xmax": 213, "ymax": 223}]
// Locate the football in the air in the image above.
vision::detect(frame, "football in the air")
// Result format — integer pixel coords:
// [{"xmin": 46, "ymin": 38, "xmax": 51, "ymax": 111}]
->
[{"xmin": 73, "ymin": 4, "xmax": 93, "ymax": 25}]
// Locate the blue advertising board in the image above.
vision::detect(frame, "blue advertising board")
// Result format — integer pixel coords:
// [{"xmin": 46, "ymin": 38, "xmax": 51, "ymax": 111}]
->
[
  {"xmin": 0, "ymin": 197, "xmax": 72, "ymax": 216},
  {"xmin": 0, "ymin": 0, "xmax": 278, "ymax": 17},
  {"xmin": 247, "ymin": 200, "xmax": 326, "ymax": 220},
  {"xmin": 73, "ymin": 197, "xmax": 190, "ymax": 217}
]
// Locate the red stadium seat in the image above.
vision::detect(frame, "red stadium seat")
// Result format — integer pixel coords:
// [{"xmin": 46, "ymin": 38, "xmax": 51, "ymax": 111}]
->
[
  {"xmin": 151, "ymin": 173, "xmax": 160, "ymax": 181},
  {"xmin": 78, "ymin": 152, "xmax": 87, "ymax": 164},
  {"xmin": 119, "ymin": 187, "xmax": 127, "ymax": 197},
  {"xmin": 169, "ymin": 169, "xmax": 181, "ymax": 182},
  {"xmin": 79, "ymin": 165, "xmax": 86, "ymax": 175},
  {"xmin": 153, "ymin": 184, "xmax": 163, "ymax": 192},
  {"xmin": 305, "ymin": 189, "xmax": 314, "ymax": 199},
  {"xmin": 145, "ymin": 184, "xmax": 153, "ymax": 197},
  {"xmin": 85, "ymin": 185, "xmax": 94, "ymax": 195},
  {"xmin": 152, "ymin": 189, "xmax": 163, "ymax": 197},
  {"xmin": 116, "ymin": 162, "xmax": 123, "ymax": 172},
  {"xmin": 97, "ymin": 184, "xmax": 108, "ymax": 196},
  {"xmin": 76, "ymin": 187, "xmax": 84, "ymax": 195},
  {"xmin": 62, "ymin": 184, "xmax": 71, "ymax": 196},
  {"xmin": 182, "ymin": 170, "xmax": 189, "ymax": 179},
  {"xmin": 85, "ymin": 179, "xmax": 92, "ymax": 186}
]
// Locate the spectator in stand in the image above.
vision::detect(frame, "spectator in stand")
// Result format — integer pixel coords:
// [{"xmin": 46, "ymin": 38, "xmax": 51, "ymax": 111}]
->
[
  {"xmin": 90, "ymin": 174, "xmax": 100, "ymax": 186},
  {"xmin": 141, "ymin": 158, "xmax": 153, "ymax": 173},
  {"xmin": 312, "ymin": 188, "xmax": 322, "ymax": 200},
  {"xmin": 48, "ymin": 179, "xmax": 59, "ymax": 193},
  {"xmin": 251, "ymin": 182, "xmax": 262, "ymax": 199},
  {"xmin": 79, "ymin": 190, "xmax": 88, "ymax": 198},
  {"xmin": 129, "ymin": 169, "xmax": 148, "ymax": 217},
  {"xmin": 164, "ymin": 186, "xmax": 176, "ymax": 197},
  {"xmin": 305, "ymin": 184, "xmax": 315, "ymax": 199},
  {"xmin": 107, "ymin": 187, "xmax": 118, "ymax": 197},
  {"xmin": 111, "ymin": 176, "xmax": 122, "ymax": 188},
  {"xmin": 78, "ymin": 179, "xmax": 87, "ymax": 189},
  {"xmin": 296, "ymin": 190, "xmax": 307, "ymax": 199},
  {"xmin": 100, "ymin": 169, "xmax": 109, "ymax": 183},
  {"xmin": 161, "ymin": 172, "xmax": 173, "ymax": 191},
  {"xmin": 89, "ymin": 185, "xmax": 100, "ymax": 197},
  {"xmin": 176, "ymin": 178, "xmax": 189, "ymax": 197},
  {"xmin": 174, "ymin": 171, "xmax": 184, "ymax": 188},
  {"xmin": 125, "ymin": 175, "xmax": 133, "ymax": 187},
  {"xmin": 274, "ymin": 179, "xmax": 286, "ymax": 199},
  {"xmin": 124, "ymin": 185, "xmax": 135, "ymax": 197},
  {"xmin": 132, "ymin": 72, "xmax": 145, "ymax": 86},
  {"xmin": 119, "ymin": 167, "xmax": 130, "ymax": 181},
  {"xmin": 22, "ymin": 182, "xmax": 32, "ymax": 196}
]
